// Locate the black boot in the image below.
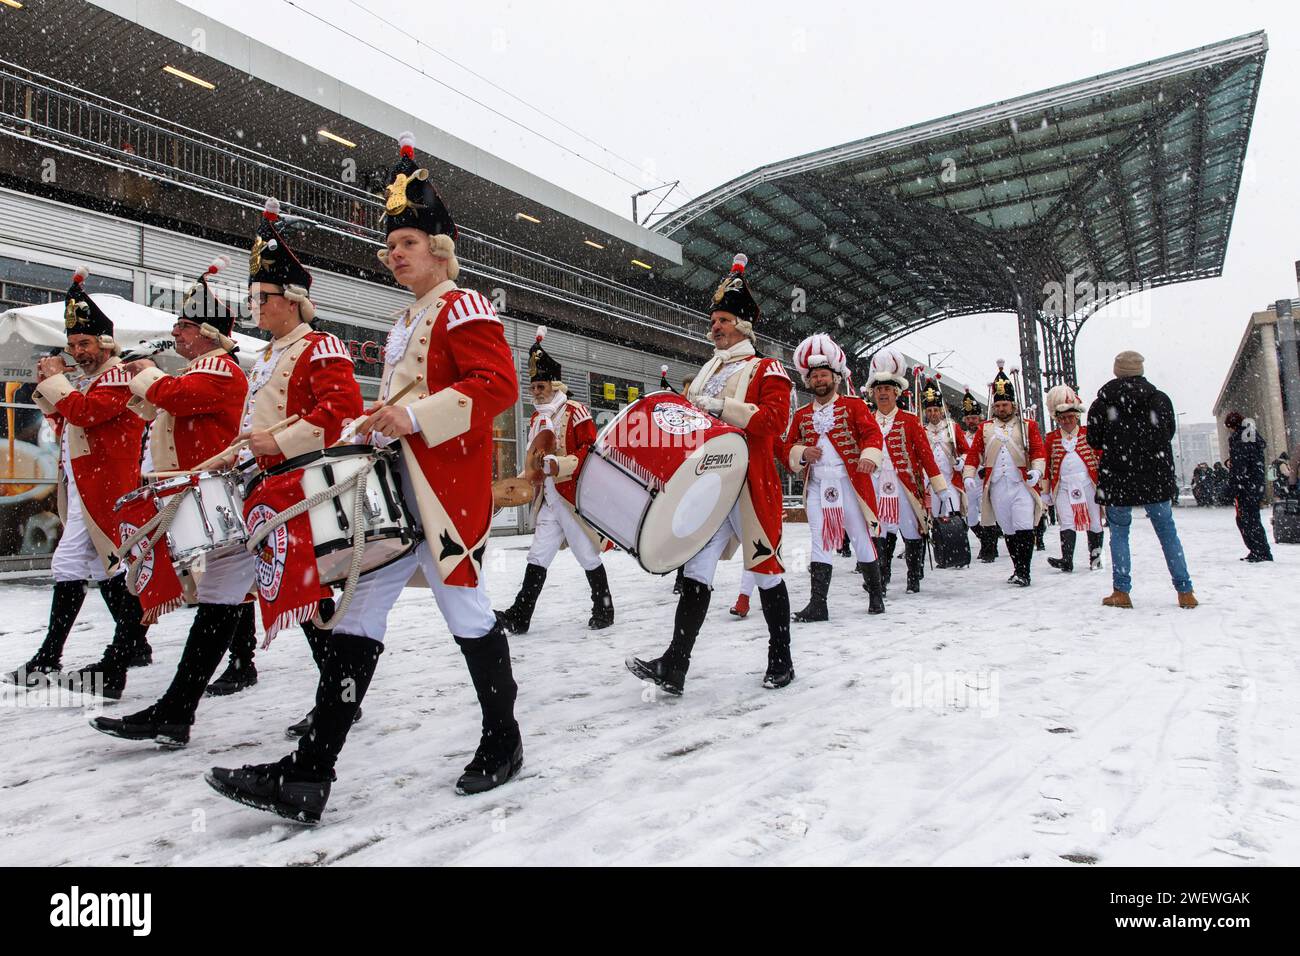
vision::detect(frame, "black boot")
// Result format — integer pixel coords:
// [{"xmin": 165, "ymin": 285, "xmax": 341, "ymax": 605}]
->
[
  {"xmin": 69, "ymin": 574, "xmax": 146, "ymax": 699},
  {"xmin": 672, "ymin": 567, "xmax": 684, "ymax": 595},
  {"xmin": 1007, "ymin": 531, "xmax": 1032, "ymax": 586},
  {"xmin": 207, "ymin": 603, "xmax": 258, "ymax": 696},
  {"xmin": 627, "ymin": 576, "xmax": 708, "ymax": 696},
  {"xmin": 5, "ymin": 579, "xmax": 86, "ymax": 686},
  {"xmin": 904, "ymin": 538, "xmax": 924, "ymax": 593},
  {"xmin": 1034, "ymin": 518, "xmax": 1047, "ymax": 552},
  {"xmin": 759, "ymin": 581, "xmax": 794, "ymax": 689},
  {"xmin": 496, "ymin": 563, "xmax": 547, "ymax": 635},
  {"xmin": 455, "ymin": 622, "xmax": 523, "ymax": 795},
  {"xmin": 1087, "ymin": 530, "xmax": 1105, "ymax": 570},
  {"xmin": 289, "ymin": 597, "xmax": 341, "ymax": 732},
  {"xmin": 585, "ymin": 565, "xmax": 614, "ymax": 630},
  {"xmin": 837, "ymin": 533, "xmax": 853, "ymax": 558},
  {"xmin": 208, "ymin": 633, "xmax": 383, "ymax": 824},
  {"xmin": 793, "ymin": 562, "xmax": 831, "ymax": 623},
  {"xmin": 875, "ymin": 535, "xmax": 897, "ymax": 594},
  {"xmin": 1048, "ymin": 530, "xmax": 1076, "ymax": 572},
  {"xmin": 973, "ymin": 526, "xmax": 993, "ymax": 563},
  {"xmin": 93, "ymin": 603, "xmax": 245, "ymax": 746},
  {"xmin": 858, "ymin": 561, "xmax": 886, "ymax": 614}
]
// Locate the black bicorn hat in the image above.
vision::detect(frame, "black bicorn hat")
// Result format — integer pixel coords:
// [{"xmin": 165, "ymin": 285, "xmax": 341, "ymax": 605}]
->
[
  {"xmin": 709, "ymin": 253, "xmax": 761, "ymax": 323},
  {"xmin": 178, "ymin": 255, "xmax": 235, "ymax": 335},
  {"xmin": 249, "ymin": 198, "xmax": 313, "ymax": 291},
  {"xmin": 528, "ymin": 326, "xmax": 562, "ymax": 383},
  {"xmin": 63, "ymin": 266, "xmax": 114, "ymax": 339},
  {"xmin": 991, "ymin": 359, "xmax": 1016, "ymax": 403},
  {"xmin": 960, "ymin": 388, "xmax": 981, "ymax": 416},
  {"xmin": 381, "ymin": 132, "xmax": 457, "ymax": 240},
  {"xmin": 920, "ymin": 374, "xmax": 945, "ymax": 410}
]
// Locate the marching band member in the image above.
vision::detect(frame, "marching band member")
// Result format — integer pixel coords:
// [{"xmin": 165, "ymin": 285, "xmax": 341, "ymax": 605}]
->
[
  {"xmin": 496, "ymin": 326, "xmax": 614, "ymax": 634},
  {"xmin": 1042, "ymin": 384, "xmax": 1104, "ymax": 573},
  {"xmin": 4, "ymin": 268, "xmax": 150, "ymax": 699},
  {"xmin": 90, "ymin": 257, "xmax": 254, "ymax": 746},
  {"xmin": 963, "ymin": 362, "xmax": 1046, "ymax": 586},
  {"xmin": 920, "ymin": 375, "xmax": 968, "ymax": 518},
  {"xmin": 781, "ymin": 333, "xmax": 886, "ymax": 621},
  {"xmin": 865, "ymin": 349, "xmax": 948, "ymax": 596},
  {"xmin": 207, "ymin": 135, "xmax": 522, "ymax": 823},
  {"xmin": 627, "ymin": 252, "xmax": 795, "ymax": 695},
  {"xmin": 959, "ymin": 388, "xmax": 1000, "ymax": 562}
]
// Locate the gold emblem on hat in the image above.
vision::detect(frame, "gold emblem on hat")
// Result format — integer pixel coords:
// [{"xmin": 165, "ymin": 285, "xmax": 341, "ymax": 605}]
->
[
  {"xmin": 250, "ymin": 236, "xmax": 270, "ymax": 277},
  {"xmin": 713, "ymin": 275, "xmax": 743, "ymax": 305},
  {"xmin": 64, "ymin": 298, "xmax": 88, "ymax": 330},
  {"xmin": 385, "ymin": 167, "xmax": 430, "ymax": 216}
]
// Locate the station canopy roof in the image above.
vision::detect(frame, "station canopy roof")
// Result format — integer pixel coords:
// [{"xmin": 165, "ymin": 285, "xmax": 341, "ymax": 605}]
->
[{"xmin": 652, "ymin": 31, "xmax": 1267, "ymax": 355}]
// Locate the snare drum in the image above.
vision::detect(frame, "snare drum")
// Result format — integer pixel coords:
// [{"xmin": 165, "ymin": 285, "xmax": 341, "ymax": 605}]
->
[
  {"xmin": 576, "ymin": 391, "xmax": 748, "ymax": 574},
  {"xmin": 245, "ymin": 445, "xmax": 417, "ymax": 586},
  {"xmin": 115, "ymin": 469, "xmax": 248, "ymax": 568}
]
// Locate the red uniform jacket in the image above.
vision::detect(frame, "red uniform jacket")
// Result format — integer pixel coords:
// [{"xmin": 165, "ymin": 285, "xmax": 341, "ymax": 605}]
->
[
  {"xmin": 878, "ymin": 409, "xmax": 946, "ymax": 500},
  {"xmin": 963, "ymin": 417, "xmax": 1047, "ymax": 484},
  {"xmin": 688, "ymin": 353, "xmax": 792, "ymax": 574},
  {"xmin": 531, "ymin": 398, "xmax": 598, "ymax": 508},
  {"xmin": 239, "ymin": 326, "xmax": 364, "ymax": 471},
  {"xmin": 129, "ymin": 349, "xmax": 246, "ymax": 471},
  {"xmin": 33, "ymin": 358, "xmax": 145, "ymax": 570},
  {"xmin": 782, "ymin": 395, "xmax": 884, "ymax": 528},
  {"xmin": 1044, "ymin": 426, "xmax": 1100, "ymax": 495},
  {"xmin": 383, "ymin": 281, "xmax": 518, "ymax": 588}
]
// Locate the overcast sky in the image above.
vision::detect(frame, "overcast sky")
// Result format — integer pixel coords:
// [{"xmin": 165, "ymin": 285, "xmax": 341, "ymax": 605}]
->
[{"xmin": 181, "ymin": 0, "xmax": 1300, "ymax": 425}]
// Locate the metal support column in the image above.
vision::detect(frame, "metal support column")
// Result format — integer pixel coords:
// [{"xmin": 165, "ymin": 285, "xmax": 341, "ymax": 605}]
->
[
  {"xmin": 1275, "ymin": 295, "xmax": 1300, "ymax": 455},
  {"xmin": 1013, "ymin": 285, "xmax": 1046, "ymax": 426}
]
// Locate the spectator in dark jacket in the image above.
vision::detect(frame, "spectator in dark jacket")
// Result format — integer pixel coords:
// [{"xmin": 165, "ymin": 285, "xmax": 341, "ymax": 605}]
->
[
  {"xmin": 1087, "ymin": 351, "xmax": 1196, "ymax": 609},
  {"xmin": 1213, "ymin": 462, "xmax": 1232, "ymax": 506},
  {"xmin": 1225, "ymin": 411, "xmax": 1272, "ymax": 561}
]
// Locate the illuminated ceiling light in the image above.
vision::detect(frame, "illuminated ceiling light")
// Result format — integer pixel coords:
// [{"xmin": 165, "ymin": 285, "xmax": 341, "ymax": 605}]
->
[
  {"xmin": 317, "ymin": 129, "xmax": 356, "ymax": 148},
  {"xmin": 514, "ymin": 212, "xmax": 541, "ymax": 224},
  {"xmin": 631, "ymin": 259, "xmax": 653, "ymax": 270},
  {"xmin": 583, "ymin": 239, "xmax": 606, "ymax": 250},
  {"xmin": 162, "ymin": 65, "xmax": 215, "ymax": 90},
  {"xmin": 1, "ymin": 1, "xmax": 25, "ymax": 9}
]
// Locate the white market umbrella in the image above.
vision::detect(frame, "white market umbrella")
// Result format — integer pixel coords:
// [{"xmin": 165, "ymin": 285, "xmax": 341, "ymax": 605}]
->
[{"xmin": 0, "ymin": 295, "xmax": 264, "ymax": 383}]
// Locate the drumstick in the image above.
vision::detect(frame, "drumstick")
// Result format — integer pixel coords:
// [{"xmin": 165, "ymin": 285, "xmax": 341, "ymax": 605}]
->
[
  {"xmin": 333, "ymin": 379, "xmax": 419, "ymax": 446},
  {"xmin": 191, "ymin": 414, "xmax": 301, "ymax": 472}
]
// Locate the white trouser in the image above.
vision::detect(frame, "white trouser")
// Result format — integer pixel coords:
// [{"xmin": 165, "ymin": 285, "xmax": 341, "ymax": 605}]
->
[
  {"xmin": 871, "ymin": 471, "xmax": 922, "ymax": 541},
  {"xmin": 989, "ymin": 476, "xmax": 1037, "ymax": 533},
  {"xmin": 1053, "ymin": 479, "xmax": 1103, "ymax": 533},
  {"xmin": 52, "ymin": 484, "xmax": 108, "ymax": 583},
  {"xmin": 737, "ymin": 569, "xmax": 757, "ymax": 598},
  {"xmin": 193, "ymin": 549, "xmax": 257, "ymax": 605},
  {"xmin": 964, "ymin": 476, "xmax": 983, "ymax": 528},
  {"xmin": 526, "ymin": 481, "xmax": 602, "ymax": 572},
  {"xmin": 806, "ymin": 477, "xmax": 878, "ymax": 564},
  {"xmin": 684, "ymin": 502, "xmax": 782, "ymax": 590}
]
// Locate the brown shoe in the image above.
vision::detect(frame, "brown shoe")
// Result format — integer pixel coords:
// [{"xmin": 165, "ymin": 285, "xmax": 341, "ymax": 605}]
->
[
  {"xmin": 1101, "ymin": 590, "xmax": 1133, "ymax": 608},
  {"xmin": 1177, "ymin": 591, "xmax": 1198, "ymax": 609}
]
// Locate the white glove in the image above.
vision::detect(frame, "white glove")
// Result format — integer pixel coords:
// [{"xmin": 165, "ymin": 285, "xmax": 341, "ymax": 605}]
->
[
  {"xmin": 695, "ymin": 395, "xmax": 725, "ymax": 416},
  {"xmin": 1026, "ymin": 469, "xmax": 1041, "ymax": 485}
]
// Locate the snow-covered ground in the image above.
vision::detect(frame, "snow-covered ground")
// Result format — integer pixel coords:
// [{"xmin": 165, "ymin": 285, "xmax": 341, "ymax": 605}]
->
[{"xmin": 1, "ymin": 506, "xmax": 1296, "ymax": 866}]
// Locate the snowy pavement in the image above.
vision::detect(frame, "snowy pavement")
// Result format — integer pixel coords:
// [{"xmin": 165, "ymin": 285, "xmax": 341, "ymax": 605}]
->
[{"xmin": 1, "ymin": 506, "xmax": 1296, "ymax": 866}]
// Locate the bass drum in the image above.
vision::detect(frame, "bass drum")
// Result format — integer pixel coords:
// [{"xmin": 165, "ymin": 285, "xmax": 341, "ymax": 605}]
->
[{"xmin": 576, "ymin": 391, "xmax": 748, "ymax": 574}]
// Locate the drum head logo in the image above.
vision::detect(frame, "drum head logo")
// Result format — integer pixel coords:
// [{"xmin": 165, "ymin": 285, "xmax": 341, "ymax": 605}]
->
[
  {"xmin": 247, "ymin": 503, "xmax": 288, "ymax": 601},
  {"xmin": 117, "ymin": 522, "xmax": 153, "ymax": 591},
  {"xmin": 652, "ymin": 404, "xmax": 712, "ymax": 436}
]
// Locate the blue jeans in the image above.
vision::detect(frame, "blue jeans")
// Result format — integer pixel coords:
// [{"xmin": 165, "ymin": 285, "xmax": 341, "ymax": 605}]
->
[{"xmin": 1106, "ymin": 502, "xmax": 1193, "ymax": 594}]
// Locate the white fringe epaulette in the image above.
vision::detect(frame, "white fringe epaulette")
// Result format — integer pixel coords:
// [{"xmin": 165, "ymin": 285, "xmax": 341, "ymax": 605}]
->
[
  {"xmin": 446, "ymin": 290, "xmax": 500, "ymax": 331},
  {"xmin": 96, "ymin": 366, "xmax": 134, "ymax": 387},
  {"xmin": 187, "ymin": 356, "xmax": 234, "ymax": 377},
  {"xmin": 309, "ymin": 333, "xmax": 352, "ymax": 363}
]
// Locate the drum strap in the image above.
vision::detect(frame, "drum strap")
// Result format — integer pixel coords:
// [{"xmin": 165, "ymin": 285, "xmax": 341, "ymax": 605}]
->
[
  {"xmin": 112, "ymin": 490, "xmax": 189, "ymax": 598},
  {"xmin": 244, "ymin": 457, "xmax": 379, "ymax": 634}
]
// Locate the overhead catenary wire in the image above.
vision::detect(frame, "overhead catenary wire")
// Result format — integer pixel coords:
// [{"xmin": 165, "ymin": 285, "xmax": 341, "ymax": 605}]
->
[{"xmin": 279, "ymin": 0, "xmax": 694, "ymax": 215}]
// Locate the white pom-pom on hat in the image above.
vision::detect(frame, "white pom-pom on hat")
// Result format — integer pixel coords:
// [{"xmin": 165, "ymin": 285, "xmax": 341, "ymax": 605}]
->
[
  {"xmin": 207, "ymin": 254, "xmax": 230, "ymax": 275},
  {"xmin": 534, "ymin": 325, "xmax": 547, "ymax": 343},
  {"xmin": 263, "ymin": 197, "xmax": 280, "ymax": 220},
  {"xmin": 996, "ymin": 358, "xmax": 1005, "ymax": 369},
  {"xmin": 72, "ymin": 264, "xmax": 90, "ymax": 284},
  {"xmin": 731, "ymin": 253, "xmax": 748, "ymax": 273},
  {"xmin": 398, "ymin": 131, "xmax": 416, "ymax": 150},
  {"xmin": 659, "ymin": 364, "xmax": 668, "ymax": 374}
]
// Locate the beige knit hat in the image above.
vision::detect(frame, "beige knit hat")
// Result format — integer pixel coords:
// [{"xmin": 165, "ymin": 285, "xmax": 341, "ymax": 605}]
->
[{"xmin": 1113, "ymin": 350, "xmax": 1145, "ymax": 378}]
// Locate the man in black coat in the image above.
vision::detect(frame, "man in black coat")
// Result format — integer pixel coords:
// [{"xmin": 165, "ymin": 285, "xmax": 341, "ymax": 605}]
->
[
  {"xmin": 1086, "ymin": 351, "xmax": 1197, "ymax": 609},
  {"xmin": 1224, "ymin": 411, "xmax": 1273, "ymax": 561}
]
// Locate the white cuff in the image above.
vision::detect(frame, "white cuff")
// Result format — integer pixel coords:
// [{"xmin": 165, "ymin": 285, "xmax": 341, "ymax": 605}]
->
[{"xmin": 406, "ymin": 405, "xmax": 421, "ymax": 433}]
